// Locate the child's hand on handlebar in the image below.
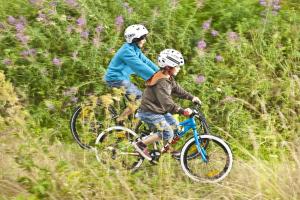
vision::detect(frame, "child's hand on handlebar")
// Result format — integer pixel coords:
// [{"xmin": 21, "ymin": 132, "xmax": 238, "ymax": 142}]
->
[
  {"xmin": 192, "ymin": 97, "xmax": 202, "ymax": 105},
  {"xmin": 183, "ymin": 108, "xmax": 193, "ymax": 116}
]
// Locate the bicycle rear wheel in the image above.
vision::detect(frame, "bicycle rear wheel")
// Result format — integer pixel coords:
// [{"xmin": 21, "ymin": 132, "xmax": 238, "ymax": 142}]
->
[
  {"xmin": 70, "ymin": 105, "xmax": 106, "ymax": 149},
  {"xmin": 95, "ymin": 126, "xmax": 144, "ymax": 172},
  {"xmin": 180, "ymin": 135, "xmax": 233, "ymax": 183},
  {"xmin": 70, "ymin": 94, "xmax": 140, "ymax": 149}
]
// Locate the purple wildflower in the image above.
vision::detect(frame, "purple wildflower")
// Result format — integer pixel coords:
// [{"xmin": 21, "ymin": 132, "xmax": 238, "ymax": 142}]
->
[
  {"xmin": 215, "ymin": 55, "xmax": 224, "ymax": 62},
  {"xmin": 228, "ymin": 31, "xmax": 239, "ymax": 42},
  {"xmin": 3, "ymin": 59, "xmax": 12, "ymax": 66},
  {"xmin": 122, "ymin": 2, "xmax": 133, "ymax": 12},
  {"xmin": 211, "ymin": 30, "xmax": 219, "ymax": 37},
  {"xmin": 52, "ymin": 57, "xmax": 62, "ymax": 66},
  {"xmin": 202, "ymin": 19, "xmax": 211, "ymax": 30},
  {"xmin": 195, "ymin": 75, "xmax": 205, "ymax": 84},
  {"xmin": 93, "ymin": 37, "xmax": 100, "ymax": 47},
  {"xmin": 65, "ymin": 0, "xmax": 78, "ymax": 7},
  {"xmin": 66, "ymin": 25, "xmax": 74, "ymax": 34},
  {"xmin": 49, "ymin": 1, "xmax": 57, "ymax": 7},
  {"xmin": 76, "ymin": 17, "xmax": 86, "ymax": 27},
  {"xmin": 15, "ymin": 23, "xmax": 25, "ymax": 32},
  {"xmin": 80, "ymin": 31, "xmax": 89, "ymax": 39},
  {"xmin": 197, "ymin": 40, "xmax": 206, "ymax": 50},
  {"xmin": 18, "ymin": 16, "xmax": 27, "ymax": 24},
  {"xmin": 115, "ymin": 15, "xmax": 124, "ymax": 27},
  {"xmin": 123, "ymin": 2, "xmax": 129, "ymax": 8},
  {"xmin": 95, "ymin": 25, "xmax": 104, "ymax": 34},
  {"xmin": 20, "ymin": 49, "xmax": 36, "ymax": 57},
  {"xmin": 29, "ymin": 0, "xmax": 43, "ymax": 6},
  {"xmin": 16, "ymin": 33, "xmax": 29, "ymax": 44},
  {"xmin": 48, "ymin": 10, "xmax": 56, "ymax": 15},
  {"xmin": 127, "ymin": 7, "xmax": 133, "ymax": 13},
  {"xmin": 273, "ymin": 5, "xmax": 281, "ymax": 11},
  {"xmin": 7, "ymin": 16, "xmax": 16, "ymax": 25},
  {"xmin": 36, "ymin": 12, "xmax": 47, "ymax": 22},
  {"xmin": 259, "ymin": 0, "xmax": 267, "ymax": 6}
]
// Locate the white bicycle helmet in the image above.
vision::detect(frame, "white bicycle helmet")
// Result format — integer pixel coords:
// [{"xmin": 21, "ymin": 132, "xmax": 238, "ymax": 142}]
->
[
  {"xmin": 124, "ymin": 24, "xmax": 148, "ymax": 43},
  {"xmin": 158, "ymin": 49, "xmax": 185, "ymax": 68}
]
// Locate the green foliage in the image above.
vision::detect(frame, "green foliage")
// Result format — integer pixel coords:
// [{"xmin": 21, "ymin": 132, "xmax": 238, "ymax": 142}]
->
[{"xmin": 0, "ymin": 0, "xmax": 299, "ymax": 198}]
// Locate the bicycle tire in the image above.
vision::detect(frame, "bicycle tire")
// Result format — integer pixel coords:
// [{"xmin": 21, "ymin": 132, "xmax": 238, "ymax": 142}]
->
[
  {"xmin": 94, "ymin": 126, "xmax": 144, "ymax": 172},
  {"xmin": 70, "ymin": 106, "xmax": 91, "ymax": 149},
  {"xmin": 70, "ymin": 96, "xmax": 141, "ymax": 149},
  {"xmin": 180, "ymin": 135, "xmax": 233, "ymax": 183}
]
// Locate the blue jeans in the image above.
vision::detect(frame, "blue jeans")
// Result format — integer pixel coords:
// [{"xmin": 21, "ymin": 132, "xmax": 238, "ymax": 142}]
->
[
  {"xmin": 106, "ymin": 80, "xmax": 142, "ymax": 100},
  {"xmin": 136, "ymin": 110, "xmax": 178, "ymax": 141}
]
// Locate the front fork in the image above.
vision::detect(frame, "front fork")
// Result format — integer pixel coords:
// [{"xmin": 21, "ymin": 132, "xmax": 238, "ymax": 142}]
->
[{"xmin": 193, "ymin": 129, "xmax": 208, "ymax": 163}]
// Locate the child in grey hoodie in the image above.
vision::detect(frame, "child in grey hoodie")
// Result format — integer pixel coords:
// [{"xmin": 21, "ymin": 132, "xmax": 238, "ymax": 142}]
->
[{"xmin": 133, "ymin": 49, "xmax": 201, "ymax": 161}]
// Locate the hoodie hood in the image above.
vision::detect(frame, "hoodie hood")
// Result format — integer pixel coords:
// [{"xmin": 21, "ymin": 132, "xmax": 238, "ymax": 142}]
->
[{"xmin": 146, "ymin": 71, "xmax": 170, "ymax": 86}]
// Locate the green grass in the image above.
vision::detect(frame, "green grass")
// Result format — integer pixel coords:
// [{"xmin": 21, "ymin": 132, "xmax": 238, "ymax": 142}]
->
[{"xmin": 0, "ymin": 0, "xmax": 299, "ymax": 199}]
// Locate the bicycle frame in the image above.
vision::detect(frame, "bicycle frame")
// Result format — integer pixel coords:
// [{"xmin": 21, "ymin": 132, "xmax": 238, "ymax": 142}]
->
[{"xmin": 176, "ymin": 110, "xmax": 210, "ymax": 163}]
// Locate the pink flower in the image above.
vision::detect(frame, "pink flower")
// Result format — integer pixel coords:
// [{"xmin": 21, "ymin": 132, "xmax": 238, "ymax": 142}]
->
[
  {"xmin": 15, "ymin": 23, "xmax": 25, "ymax": 32},
  {"xmin": 65, "ymin": 0, "xmax": 78, "ymax": 7},
  {"xmin": 80, "ymin": 31, "xmax": 89, "ymax": 39},
  {"xmin": 195, "ymin": 75, "xmax": 205, "ymax": 84},
  {"xmin": 3, "ymin": 58, "xmax": 12, "ymax": 65},
  {"xmin": 197, "ymin": 40, "xmax": 206, "ymax": 50},
  {"xmin": 52, "ymin": 57, "xmax": 62, "ymax": 66},
  {"xmin": 95, "ymin": 25, "xmax": 104, "ymax": 34},
  {"xmin": 76, "ymin": 17, "xmax": 86, "ymax": 27},
  {"xmin": 211, "ymin": 30, "xmax": 219, "ymax": 37},
  {"xmin": 7, "ymin": 16, "xmax": 16, "ymax": 25},
  {"xmin": 215, "ymin": 55, "xmax": 224, "ymax": 62},
  {"xmin": 93, "ymin": 37, "xmax": 100, "ymax": 47},
  {"xmin": 202, "ymin": 19, "xmax": 211, "ymax": 30},
  {"xmin": 228, "ymin": 31, "xmax": 239, "ymax": 42},
  {"xmin": 115, "ymin": 15, "xmax": 124, "ymax": 27},
  {"xmin": 36, "ymin": 12, "xmax": 47, "ymax": 22},
  {"xmin": 20, "ymin": 49, "xmax": 36, "ymax": 57},
  {"xmin": 29, "ymin": 0, "xmax": 43, "ymax": 5},
  {"xmin": 66, "ymin": 25, "xmax": 73, "ymax": 33},
  {"xmin": 16, "ymin": 33, "xmax": 29, "ymax": 44}
]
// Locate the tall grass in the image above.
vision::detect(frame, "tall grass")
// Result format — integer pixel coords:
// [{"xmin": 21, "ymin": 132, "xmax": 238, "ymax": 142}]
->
[
  {"xmin": 1, "ymin": 132, "xmax": 299, "ymax": 199},
  {"xmin": 0, "ymin": 0, "xmax": 299, "ymax": 199}
]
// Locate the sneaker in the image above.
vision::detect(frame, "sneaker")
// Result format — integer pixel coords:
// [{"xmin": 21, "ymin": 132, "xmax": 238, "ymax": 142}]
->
[{"xmin": 132, "ymin": 141, "xmax": 152, "ymax": 161}]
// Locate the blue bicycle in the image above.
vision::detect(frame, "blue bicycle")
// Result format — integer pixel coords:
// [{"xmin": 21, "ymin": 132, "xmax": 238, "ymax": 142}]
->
[{"xmin": 94, "ymin": 104, "xmax": 233, "ymax": 183}]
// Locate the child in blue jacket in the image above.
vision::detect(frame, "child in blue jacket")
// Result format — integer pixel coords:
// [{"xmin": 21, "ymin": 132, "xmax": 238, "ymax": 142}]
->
[{"xmin": 104, "ymin": 24, "xmax": 159, "ymax": 99}]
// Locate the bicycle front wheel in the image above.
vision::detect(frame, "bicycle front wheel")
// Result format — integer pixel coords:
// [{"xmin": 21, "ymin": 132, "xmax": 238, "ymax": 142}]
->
[
  {"xmin": 180, "ymin": 135, "xmax": 233, "ymax": 183},
  {"xmin": 95, "ymin": 126, "xmax": 144, "ymax": 172}
]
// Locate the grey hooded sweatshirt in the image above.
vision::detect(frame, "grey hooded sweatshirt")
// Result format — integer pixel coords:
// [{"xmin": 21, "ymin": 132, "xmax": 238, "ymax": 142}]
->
[{"xmin": 139, "ymin": 71, "xmax": 194, "ymax": 114}]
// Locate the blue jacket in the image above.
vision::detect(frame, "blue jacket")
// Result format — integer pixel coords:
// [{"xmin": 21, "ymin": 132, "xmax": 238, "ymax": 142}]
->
[{"xmin": 105, "ymin": 43, "xmax": 159, "ymax": 81}]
